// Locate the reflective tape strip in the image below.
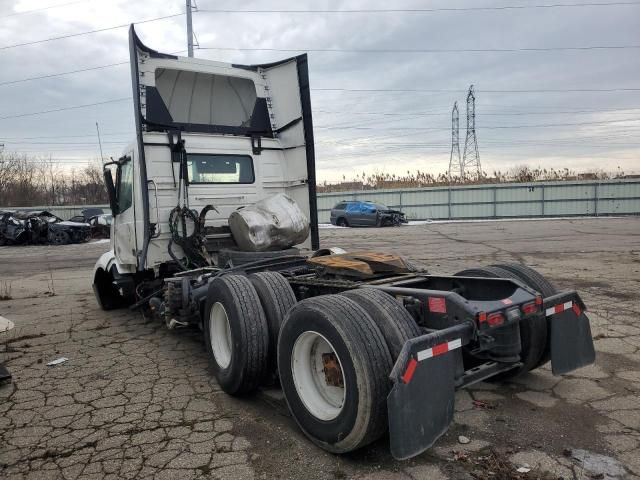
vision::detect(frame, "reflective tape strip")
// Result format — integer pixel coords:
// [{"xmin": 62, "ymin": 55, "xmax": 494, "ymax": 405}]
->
[
  {"xmin": 417, "ymin": 338, "xmax": 462, "ymax": 362},
  {"xmin": 546, "ymin": 301, "xmax": 573, "ymax": 317},
  {"xmin": 572, "ymin": 303, "xmax": 582, "ymax": 317},
  {"xmin": 401, "ymin": 358, "xmax": 418, "ymax": 384}
]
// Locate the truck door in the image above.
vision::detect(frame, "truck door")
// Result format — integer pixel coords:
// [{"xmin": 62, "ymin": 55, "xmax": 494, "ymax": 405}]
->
[{"xmin": 112, "ymin": 153, "xmax": 138, "ymax": 266}]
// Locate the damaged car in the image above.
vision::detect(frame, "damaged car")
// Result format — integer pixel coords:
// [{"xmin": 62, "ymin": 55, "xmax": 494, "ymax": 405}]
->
[
  {"xmin": 69, "ymin": 209, "xmax": 112, "ymax": 238},
  {"xmin": 330, "ymin": 200, "xmax": 408, "ymax": 227},
  {"xmin": 0, "ymin": 210, "xmax": 91, "ymax": 246}
]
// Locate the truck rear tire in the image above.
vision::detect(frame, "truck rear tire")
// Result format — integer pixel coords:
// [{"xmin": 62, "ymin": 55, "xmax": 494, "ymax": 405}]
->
[
  {"xmin": 341, "ymin": 288, "xmax": 422, "ymax": 360},
  {"xmin": 204, "ymin": 275, "xmax": 269, "ymax": 395},
  {"xmin": 455, "ymin": 266, "xmax": 547, "ymax": 378},
  {"xmin": 278, "ymin": 295, "xmax": 392, "ymax": 453},
  {"xmin": 490, "ymin": 263, "xmax": 558, "ymax": 368},
  {"xmin": 490, "ymin": 263, "xmax": 557, "ymax": 297},
  {"xmin": 249, "ymin": 272, "xmax": 297, "ymax": 377}
]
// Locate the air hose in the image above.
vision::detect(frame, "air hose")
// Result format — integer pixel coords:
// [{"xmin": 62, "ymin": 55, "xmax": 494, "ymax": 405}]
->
[
  {"xmin": 168, "ymin": 205, "xmax": 216, "ymax": 270},
  {"xmin": 166, "ymin": 133, "xmax": 217, "ymax": 270}
]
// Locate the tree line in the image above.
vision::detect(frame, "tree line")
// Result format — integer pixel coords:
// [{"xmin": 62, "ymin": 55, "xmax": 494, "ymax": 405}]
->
[
  {"xmin": 318, "ymin": 165, "xmax": 629, "ymax": 193},
  {"xmin": 0, "ymin": 153, "xmax": 108, "ymax": 207}
]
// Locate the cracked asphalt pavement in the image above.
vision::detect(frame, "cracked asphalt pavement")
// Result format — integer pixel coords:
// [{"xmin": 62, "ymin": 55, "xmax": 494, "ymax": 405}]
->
[{"xmin": 1, "ymin": 217, "xmax": 639, "ymax": 479}]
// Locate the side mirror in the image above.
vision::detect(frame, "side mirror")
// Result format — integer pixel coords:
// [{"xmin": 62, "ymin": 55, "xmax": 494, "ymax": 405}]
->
[{"xmin": 104, "ymin": 167, "xmax": 119, "ymax": 215}]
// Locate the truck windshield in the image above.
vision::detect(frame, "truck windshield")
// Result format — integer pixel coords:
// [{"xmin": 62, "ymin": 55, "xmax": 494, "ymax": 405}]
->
[{"xmin": 187, "ymin": 154, "xmax": 254, "ymax": 184}]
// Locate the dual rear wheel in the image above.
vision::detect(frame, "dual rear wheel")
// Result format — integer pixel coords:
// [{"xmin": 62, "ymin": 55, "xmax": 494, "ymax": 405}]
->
[
  {"xmin": 203, "ymin": 263, "xmax": 556, "ymax": 452},
  {"xmin": 203, "ymin": 277, "xmax": 420, "ymax": 453}
]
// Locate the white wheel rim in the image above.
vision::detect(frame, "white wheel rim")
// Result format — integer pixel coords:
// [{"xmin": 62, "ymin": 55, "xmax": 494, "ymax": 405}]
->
[
  {"xmin": 209, "ymin": 302, "xmax": 232, "ymax": 369},
  {"xmin": 291, "ymin": 331, "xmax": 346, "ymax": 421}
]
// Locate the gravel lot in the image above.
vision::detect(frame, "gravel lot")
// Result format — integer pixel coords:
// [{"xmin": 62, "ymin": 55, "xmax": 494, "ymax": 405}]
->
[{"xmin": 1, "ymin": 217, "xmax": 639, "ymax": 480}]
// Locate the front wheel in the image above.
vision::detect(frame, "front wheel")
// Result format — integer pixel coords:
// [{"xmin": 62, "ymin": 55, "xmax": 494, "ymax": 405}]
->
[
  {"xmin": 336, "ymin": 218, "xmax": 349, "ymax": 228},
  {"xmin": 48, "ymin": 229, "xmax": 70, "ymax": 245},
  {"xmin": 278, "ymin": 295, "xmax": 392, "ymax": 453}
]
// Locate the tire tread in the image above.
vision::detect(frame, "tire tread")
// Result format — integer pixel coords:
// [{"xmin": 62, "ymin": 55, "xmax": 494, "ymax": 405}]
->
[
  {"xmin": 206, "ymin": 275, "xmax": 269, "ymax": 394},
  {"xmin": 342, "ymin": 288, "xmax": 421, "ymax": 360}
]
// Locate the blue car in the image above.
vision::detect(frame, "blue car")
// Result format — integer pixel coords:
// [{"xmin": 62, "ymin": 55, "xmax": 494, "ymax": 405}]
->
[{"xmin": 329, "ymin": 200, "xmax": 407, "ymax": 227}]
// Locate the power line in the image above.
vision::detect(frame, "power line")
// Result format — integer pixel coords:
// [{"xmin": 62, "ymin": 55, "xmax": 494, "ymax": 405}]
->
[
  {"xmin": 315, "ymin": 117, "xmax": 640, "ymax": 131},
  {"xmin": 0, "ymin": 61, "xmax": 635, "ymax": 94},
  {"xmin": 0, "ymin": 98, "xmax": 129, "ymax": 120},
  {"xmin": 2, "ymin": 141, "xmax": 127, "ymax": 145},
  {"xmin": 0, "ymin": 62, "xmax": 128, "ymax": 87},
  {"xmin": 313, "ymin": 87, "xmax": 640, "ymax": 93},
  {"xmin": 1, "ymin": 48, "xmax": 187, "ymax": 87},
  {"xmin": 4, "ymin": 94, "xmax": 638, "ymax": 126},
  {"xmin": 0, "ymin": 132, "xmax": 131, "ymax": 140},
  {"xmin": 316, "ymin": 106, "xmax": 640, "ymax": 117},
  {"xmin": 198, "ymin": 45, "xmax": 640, "ymax": 54},
  {"xmin": 0, "ymin": 13, "xmax": 185, "ymax": 51},
  {"xmin": 1, "ymin": 0, "xmax": 90, "ymax": 18},
  {"xmin": 197, "ymin": 2, "xmax": 640, "ymax": 14}
]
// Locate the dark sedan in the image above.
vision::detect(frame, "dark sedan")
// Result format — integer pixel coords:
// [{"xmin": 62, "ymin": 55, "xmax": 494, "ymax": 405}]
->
[
  {"xmin": 69, "ymin": 209, "xmax": 112, "ymax": 238},
  {"xmin": 329, "ymin": 200, "xmax": 407, "ymax": 227}
]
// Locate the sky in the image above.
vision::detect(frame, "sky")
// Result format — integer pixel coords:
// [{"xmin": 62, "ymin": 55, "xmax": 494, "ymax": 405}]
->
[{"xmin": 0, "ymin": 0, "xmax": 639, "ymax": 183}]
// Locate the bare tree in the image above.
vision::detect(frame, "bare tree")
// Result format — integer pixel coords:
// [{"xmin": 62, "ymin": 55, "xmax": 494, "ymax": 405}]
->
[{"xmin": 0, "ymin": 152, "xmax": 108, "ymax": 207}]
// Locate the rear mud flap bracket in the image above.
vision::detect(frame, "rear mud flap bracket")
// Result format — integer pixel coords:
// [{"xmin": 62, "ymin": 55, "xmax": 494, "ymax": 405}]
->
[{"xmin": 387, "ymin": 323, "xmax": 474, "ymax": 460}]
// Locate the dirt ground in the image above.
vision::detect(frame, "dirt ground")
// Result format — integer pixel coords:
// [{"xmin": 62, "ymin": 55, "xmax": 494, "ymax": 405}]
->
[{"xmin": 0, "ymin": 217, "xmax": 639, "ymax": 480}]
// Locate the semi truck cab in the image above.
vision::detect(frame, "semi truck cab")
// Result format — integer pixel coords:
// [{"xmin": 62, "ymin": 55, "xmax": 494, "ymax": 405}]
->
[{"xmin": 95, "ymin": 25, "xmax": 318, "ymax": 303}]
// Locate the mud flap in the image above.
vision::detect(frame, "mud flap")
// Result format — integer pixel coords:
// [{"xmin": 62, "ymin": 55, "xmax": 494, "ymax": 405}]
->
[
  {"xmin": 387, "ymin": 323, "xmax": 474, "ymax": 460},
  {"xmin": 545, "ymin": 292, "xmax": 596, "ymax": 375}
]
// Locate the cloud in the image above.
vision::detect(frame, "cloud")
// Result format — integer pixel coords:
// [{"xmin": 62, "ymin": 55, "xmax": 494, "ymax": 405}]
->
[{"xmin": 0, "ymin": 0, "xmax": 638, "ymax": 179}]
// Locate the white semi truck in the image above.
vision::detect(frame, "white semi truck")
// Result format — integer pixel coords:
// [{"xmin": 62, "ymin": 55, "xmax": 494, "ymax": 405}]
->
[{"xmin": 93, "ymin": 26, "xmax": 596, "ymax": 460}]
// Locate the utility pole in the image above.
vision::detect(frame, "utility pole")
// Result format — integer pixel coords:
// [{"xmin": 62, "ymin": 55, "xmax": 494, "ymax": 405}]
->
[
  {"xmin": 95, "ymin": 122, "xmax": 104, "ymax": 165},
  {"xmin": 448, "ymin": 102, "xmax": 462, "ymax": 180},
  {"xmin": 462, "ymin": 85, "xmax": 482, "ymax": 179},
  {"xmin": 186, "ymin": 0, "xmax": 194, "ymax": 57}
]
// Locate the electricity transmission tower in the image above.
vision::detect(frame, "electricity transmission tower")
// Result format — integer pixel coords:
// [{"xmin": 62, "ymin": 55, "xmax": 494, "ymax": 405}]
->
[
  {"xmin": 462, "ymin": 85, "xmax": 482, "ymax": 179},
  {"xmin": 448, "ymin": 102, "xmax": 462, "ymax": 179}
]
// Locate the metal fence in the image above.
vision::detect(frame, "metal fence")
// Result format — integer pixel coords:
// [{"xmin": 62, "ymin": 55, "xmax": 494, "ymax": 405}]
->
[
  {"xmin": 317, "ymin": 179, "xmax": 640, "ymax": 223},
  {"xmin": 0, "ymin": 204, "xmax": 110, "ymax": 220}
]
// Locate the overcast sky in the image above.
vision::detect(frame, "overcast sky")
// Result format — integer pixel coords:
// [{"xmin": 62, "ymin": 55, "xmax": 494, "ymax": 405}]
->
[{"xmin": 0, "ymin": 0, "xmax": 638, "ymax": 182}]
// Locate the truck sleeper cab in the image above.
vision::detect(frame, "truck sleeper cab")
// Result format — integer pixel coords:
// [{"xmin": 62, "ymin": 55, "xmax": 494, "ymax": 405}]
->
[{"xmin": 94, "ymin": 26, "xmax": 596, "ymax": 461}]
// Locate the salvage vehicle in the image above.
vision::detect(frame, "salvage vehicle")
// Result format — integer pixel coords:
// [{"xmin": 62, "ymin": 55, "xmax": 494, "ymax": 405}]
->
[
  {"xmin": 68, "ymin": 207, "xmax": 105, "ymax": 223},
  {"xmin": 69, "ymin": 209, "xmax": 112, "ymax": 239},
  {"xmin": 86, "ymin": 214, "xmax": 112, "ymax": 239},
  {"xmin": 93, "ymin": 26, "xmax": 596, "ymax": 460},
  {"xmin": 0, "ymin": 210, "xmax": 90, "ymax": 246},
  {"xmin": 330, "ymin": 200, "xmax": 407, "ymax": 227}
]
